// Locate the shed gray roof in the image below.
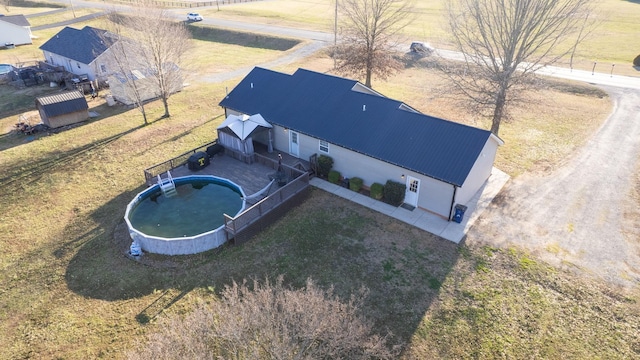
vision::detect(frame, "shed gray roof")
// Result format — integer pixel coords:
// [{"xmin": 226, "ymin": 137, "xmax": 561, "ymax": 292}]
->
[
  {"xmin": 36, "ymin": 91, "xmax": 88, "ymax": 117},
  {"xmin": 39, "ymin": 26, "xmax": 115, "ymax": 65},
  {"xmin": 219, "ymin": 67, "xmax": 499, "ymax": 187},
  {"xmin": 0, "ymin": 15, "xmax": 30, "ymax": 27}
]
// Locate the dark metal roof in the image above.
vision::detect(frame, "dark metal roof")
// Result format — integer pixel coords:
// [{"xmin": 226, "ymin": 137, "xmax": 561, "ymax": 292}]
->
[
  {"xmin": 36, "ymin": 91, "xmax": 88, "ymax": 117},
  {"xmin": 219, "ymin": 67, "xmax": 496, "ymax": 187},
  {"xmin": 0, "ymin": 15, "xmax": 30, "ymax": 27},
  {"xmin": 39, "ymin": 26, "xmax": 114, "ymax": 64}
]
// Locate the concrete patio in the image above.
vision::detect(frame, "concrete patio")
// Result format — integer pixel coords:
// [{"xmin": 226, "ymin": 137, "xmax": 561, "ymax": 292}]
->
[{"xmin": 310, "ymin": 167, "xmax": 510, "ymax": 244}]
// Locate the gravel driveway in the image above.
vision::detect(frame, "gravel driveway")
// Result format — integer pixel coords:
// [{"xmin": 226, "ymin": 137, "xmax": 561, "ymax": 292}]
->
[{"xmin": 467, "ymin": 87, "xmax": 640, "ymax": 290}]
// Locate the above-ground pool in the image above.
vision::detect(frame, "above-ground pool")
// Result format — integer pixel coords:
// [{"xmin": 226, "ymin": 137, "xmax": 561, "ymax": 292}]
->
[{"xmin": 125, "ymin": 175, "xmax": 246, "ymax": 255}]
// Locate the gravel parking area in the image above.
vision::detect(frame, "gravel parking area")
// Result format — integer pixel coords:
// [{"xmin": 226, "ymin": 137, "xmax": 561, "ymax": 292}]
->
[{"xmin": 466, "ymin": 87, "xmax": 640, "ymax": 290}]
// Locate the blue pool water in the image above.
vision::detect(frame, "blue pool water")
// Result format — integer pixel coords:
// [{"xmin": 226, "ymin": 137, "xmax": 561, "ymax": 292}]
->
[{"xmin": 128, "ymin": 177, "xmax": 243, "ymax": 238}]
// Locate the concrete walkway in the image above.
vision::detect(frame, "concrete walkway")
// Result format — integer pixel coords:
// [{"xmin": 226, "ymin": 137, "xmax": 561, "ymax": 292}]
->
[{"xmin": 310, "ymin": 167, "xmax": 510, "ymax": 243}]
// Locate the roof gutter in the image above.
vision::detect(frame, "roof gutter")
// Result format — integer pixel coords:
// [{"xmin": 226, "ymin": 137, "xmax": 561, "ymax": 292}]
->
[{"xmin": 448, "ymin": 185, "xmax": 457, "ymax": 221}]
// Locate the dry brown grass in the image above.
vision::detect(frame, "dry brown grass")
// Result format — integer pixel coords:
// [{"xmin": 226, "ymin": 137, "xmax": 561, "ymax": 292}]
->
[{"xmin": 0, "ymin": 8, "xmax": 629, "ymax": 359}]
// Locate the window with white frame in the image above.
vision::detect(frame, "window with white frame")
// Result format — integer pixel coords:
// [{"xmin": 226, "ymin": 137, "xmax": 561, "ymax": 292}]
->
[
  {"xmin": 100, "ymin": 64, "xmax": 107, "ymax": 73},
  {"xmin": 319, "ymin": 140, "xmax": 329, "ymax": 153}
]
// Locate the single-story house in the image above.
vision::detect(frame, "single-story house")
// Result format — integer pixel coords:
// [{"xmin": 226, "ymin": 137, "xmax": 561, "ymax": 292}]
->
[
  {"xmin": 36, "ymin": 91, "xmax": 89, "ymax": 128},
  {"xmin": 0, "ymin": 15, "xmax": 32, "ymax": 46},
  {"xmin": 108, "ymin": 64, "xmax": 183, "ymax": 105},
  {"xmin": 39, "ymin": 26, "xmax": 117, "ymax": 82},
  {"xmin": 219, "ymin": 67, "xmax": 503, "ymax": 221}
]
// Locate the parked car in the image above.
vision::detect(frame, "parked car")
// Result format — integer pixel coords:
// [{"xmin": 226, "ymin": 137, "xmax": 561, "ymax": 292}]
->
[
  {"xmin": 187, "ymin": 12, "xmax": 203, "ymax": 21},
  {"xmin": 410, "ymin": 41, "xmax": 434, "ymax": 55}
]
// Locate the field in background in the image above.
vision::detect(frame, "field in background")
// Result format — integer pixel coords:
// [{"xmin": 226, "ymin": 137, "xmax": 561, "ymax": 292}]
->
[
  {"xmin": 3, "ymin": 0, "xmax": 638, "ymax": 75},
  {"xmin": 202, "ymin": 0, "xmax": 640, "ymax": 77},
  {"xmin": 0, "ymin": 2, "xmax": 636, "ymax": 359}
]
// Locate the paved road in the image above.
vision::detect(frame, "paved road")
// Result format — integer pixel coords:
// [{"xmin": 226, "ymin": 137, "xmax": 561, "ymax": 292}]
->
[{"xmin": 40, "ymin": 0, "xmax": 640, "ymax": 89}]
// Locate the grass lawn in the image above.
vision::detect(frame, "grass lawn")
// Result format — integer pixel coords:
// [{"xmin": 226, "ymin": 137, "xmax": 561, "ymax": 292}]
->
[
  {"xmin": 26, "ymin": 8, "xmax": 104, "ymax": 28},
  {"xmin": 0, "ymin": 4, "xmax": 638, "ymax": 359},
  {"xmin": 0, "ymin": 0, "xmax": 64, "ymax": 16}
]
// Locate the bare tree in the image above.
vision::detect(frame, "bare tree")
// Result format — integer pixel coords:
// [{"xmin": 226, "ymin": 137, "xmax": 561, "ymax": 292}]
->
[
  {"xmin": 128, "ymin": 277, "xmax": 397, "ymax": 359},
  {"xmin": 444, "ymin": 0, "xmax": 596, "ymax": 136},
  {"xmin": 130, "ymin": 7, "xmax": 189, "ymax": 118},
  {"xmin": 335, "ymin": 0, "xmax": 415, "ymax": 88},
  {"xmin": 102, "ymin": 13, "xmax": 150, "ymax": 125},
  {"xmin": 109, "ymin": 5, "xmax": 190, "ymax": 119}
]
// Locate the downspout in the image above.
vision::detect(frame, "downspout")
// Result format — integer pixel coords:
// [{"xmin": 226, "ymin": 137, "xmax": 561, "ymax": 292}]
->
[{"xmin": 448, "ymin": 185, "xmax": 457, "ymax": 221}]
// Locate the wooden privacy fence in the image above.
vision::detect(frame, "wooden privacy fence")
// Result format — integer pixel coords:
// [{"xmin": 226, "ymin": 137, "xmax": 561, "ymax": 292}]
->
[
  {"xmin": 143, "ymin": 140, "xmax": 218, "ymax": 185},
  {"xmin": 117, "ymin": 0, "xmax": 260, "ymax": 8},
  {"xmin": 224, "ymin": 146, "xmax": 255, "ymax": 164},
  {"xmin": 225, "ymin": 160, "xmax": 310, "ymax": 244}
]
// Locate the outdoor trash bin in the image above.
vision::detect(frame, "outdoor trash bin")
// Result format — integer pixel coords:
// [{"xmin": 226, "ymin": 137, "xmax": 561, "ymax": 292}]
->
[
  {"xmin": 453, "ymin": 204, "xmax": 468, "ymax": 223},
  {"xmin": 188, "ymin": 151, "xmax": 210, "ymax": 171}
]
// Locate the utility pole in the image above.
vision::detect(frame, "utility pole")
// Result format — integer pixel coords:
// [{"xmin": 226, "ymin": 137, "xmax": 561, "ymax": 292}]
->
[
  {"xmin": 69, "ymin": 0, "xmax": 76, "ymax": 18},
  {"xmin": 334, "ymin": 0, "xmax": 338, "ymax": 69}
]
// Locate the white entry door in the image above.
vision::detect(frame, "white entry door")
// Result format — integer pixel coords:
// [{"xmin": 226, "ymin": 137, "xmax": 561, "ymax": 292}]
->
[
  {"xmin": 405, "ymin": 176, "xmax": 420, "ymax": 207},
  {"xmin": 289, "ymin": 130, "xmax": 299, "ymax": 157}
]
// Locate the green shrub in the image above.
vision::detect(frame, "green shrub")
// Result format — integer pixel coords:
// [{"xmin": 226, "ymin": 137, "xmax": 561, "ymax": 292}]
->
[
  {"xmin": 370, "ymin": 182, "xmax": 383, "ymax": 200},
  {"xmin": 317, "ymin": 155, "xmax": 333, "ymax": 178},
  {"xmin": 349, "ymin": 177, "xmax": 363, "ymax": 192},
  {"xmin": 328, "ymin": 170, "xmax": 341, "ymax": 184},
  {"xmin": 383, "ymin": 180, "xmax": 406, "ymax": 206},
  {"xmin": 634, "ymin": 55, "xmax": 640, "ymax": 67}
]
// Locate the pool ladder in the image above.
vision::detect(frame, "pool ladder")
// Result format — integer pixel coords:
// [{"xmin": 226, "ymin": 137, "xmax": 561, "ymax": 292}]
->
[{"xmin": 157, "ymin": 171, "xmax": 177, "ymax": 197}]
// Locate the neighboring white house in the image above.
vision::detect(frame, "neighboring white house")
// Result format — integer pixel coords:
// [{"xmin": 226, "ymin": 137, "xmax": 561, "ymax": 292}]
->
[
  {"xmin": 107, "ymin": 64, "xmax": 183, "ymax": 106},
  {"xmin": 39, "ymin": 26, "xmax": 116, "ymax": 82},
  {"xmin": 219, "ymin": 67, "xmax": 503, "ymax": 221},
  {"xmin": 0, "ymin": 15, "xmax": 32, "ymax": 46}
]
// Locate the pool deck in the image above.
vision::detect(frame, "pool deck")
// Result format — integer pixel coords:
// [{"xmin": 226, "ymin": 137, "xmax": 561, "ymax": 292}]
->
[{"xmin": 167, "ymin": 149, "xmax": 302, "ymax": 197}]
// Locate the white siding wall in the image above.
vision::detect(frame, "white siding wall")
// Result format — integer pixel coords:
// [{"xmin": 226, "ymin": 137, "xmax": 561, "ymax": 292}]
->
[
  {"xmin": 0, "ymin": 22, "xmax": 32, "ymax": 46},
  {"xmin": 271, "ymin": 124, "xmax": 455, "ymax": 217},
  {"xmin": 456, "ymin": 137, "xmax": 501, "ymax": 205},
  {"xmin": 42, "ymin": 51, "xmax": 107, "ymax": 81}
]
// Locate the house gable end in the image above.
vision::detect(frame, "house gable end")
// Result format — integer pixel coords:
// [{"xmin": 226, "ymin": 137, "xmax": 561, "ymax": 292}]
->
[{"xmin": 0, "ymin": 15, "xmax": 31, "ymax": 27}]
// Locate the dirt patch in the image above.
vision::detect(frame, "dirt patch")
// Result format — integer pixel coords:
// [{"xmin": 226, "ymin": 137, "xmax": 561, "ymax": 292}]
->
[{"xmin": 467, "ymin": 87, "xmax": 640, "ymax": 290}]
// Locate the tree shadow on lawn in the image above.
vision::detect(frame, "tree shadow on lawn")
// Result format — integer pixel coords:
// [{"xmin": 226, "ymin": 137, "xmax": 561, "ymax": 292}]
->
[
  {"xmin": 130, "ymin": 113, "xmax": 224, "ymax": 158},
  {"xmin": 0, "ymin": 120, "xmax": 143, "ymax": 190},
  {"xmin": 188, "ymin": 26, "xmax": 300, "ymax": 51},
  {"xmin": 0, "ymin": 99, "xmax": 132, "ymax": 153},
  {"xmin": 64, "ymin": 188, "xmax": 464, "ymax": 350}
]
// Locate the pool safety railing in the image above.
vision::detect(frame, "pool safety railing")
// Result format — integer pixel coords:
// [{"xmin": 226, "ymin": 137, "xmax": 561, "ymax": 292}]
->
[
  {"xmin": 158, "ymin": 171, "xmax": 177, "ymax": 197},
  {"xmin": 144, "ymin": 140, "xmax": 219, "ymax": 185}
]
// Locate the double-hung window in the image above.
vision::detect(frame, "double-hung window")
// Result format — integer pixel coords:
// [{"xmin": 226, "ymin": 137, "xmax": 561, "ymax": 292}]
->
[{"xmin": 319, "ymin": 140, "xmax": 329, "ymax": 154}]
